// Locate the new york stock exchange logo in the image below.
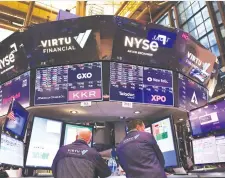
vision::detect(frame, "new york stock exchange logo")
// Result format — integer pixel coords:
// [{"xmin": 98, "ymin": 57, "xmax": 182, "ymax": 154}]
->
[{"xmin": 40, "ymin": 29, "xmax": 92, "ymax": 54}]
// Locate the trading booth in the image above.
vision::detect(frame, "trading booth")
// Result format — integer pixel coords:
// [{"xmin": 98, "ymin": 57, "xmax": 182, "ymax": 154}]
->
[{"xmin": 0, "ymin": 15, "xmax": 224, "ymax": 178}]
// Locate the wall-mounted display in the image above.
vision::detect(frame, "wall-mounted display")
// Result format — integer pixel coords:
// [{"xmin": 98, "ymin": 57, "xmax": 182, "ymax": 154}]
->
[
  {"xmin": 35, "ymin": 62, "xmax": 102, "ymax": 105},
  {"xmin": 189, "ymin": 99, "xmax": 225, "ymax": 136},
  {"xmin": 0, "ymin": 71, "xmax": 30, "ymax": 116},
  {"xmin": 178, "ymin": 73, "xmax": 208, "ymax": 111},
  {"xmin": 110, "ymin": 62, "xmax": 173, "ymax": 106}
]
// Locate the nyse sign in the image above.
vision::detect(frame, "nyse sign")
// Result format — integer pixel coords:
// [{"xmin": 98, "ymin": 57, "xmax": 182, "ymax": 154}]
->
[{"xmin": 0, "ymin": 43, "xmax": 18, "ymax": 75}]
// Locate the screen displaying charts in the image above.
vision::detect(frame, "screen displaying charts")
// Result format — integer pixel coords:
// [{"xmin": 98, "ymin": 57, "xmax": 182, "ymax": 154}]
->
[
  {"xmin": 178, "ymin": 73, "xmax": 208, "ymax": 111},
  {"xmin": 26, "ymin": 117, "xmax": 62, "ymax": 168},
  {"xmin": 0, "ymin": 71, "xmax": 30, "ymax": 116},
  {"xmin": 4, "ymin": 99, "xmax": 29, "ymax": 139},
  {"xmin": 64, "ymin": 124, "xmax": 93, "ymax": 147},
  {"xmin": 110, "ymin": 62, "xmax": 173, "ymax": 106},
  {"xmin": 35, "ymin": 62, "xmax": 102, "ymax": 105},
  {"xmin": 152, "ymin": 117, "xmax": 178, "ymax": 167},
  {"xmin": 0, "ymin": 134, "xmax": 24, "ymax": 167},
  {"xmin": 189, "ymin": 100, "xmax": 225, "ymax": 136},
  {"xmin": 193, "ymin": 135, "xmax": 225, "ymax": 164}
]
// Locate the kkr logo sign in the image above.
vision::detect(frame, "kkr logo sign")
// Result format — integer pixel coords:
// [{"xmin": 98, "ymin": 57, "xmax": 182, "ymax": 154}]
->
[
  {"xmin": 151, "ymin": 95, "xmax": 166, "ymax": 102},
  {"xmin": 68, "ymin": 89, "xmax": 101, "ymax": 101},
  {"xmin": 40, "ymin": 29, "xmax": 92, "ymax": 54}
]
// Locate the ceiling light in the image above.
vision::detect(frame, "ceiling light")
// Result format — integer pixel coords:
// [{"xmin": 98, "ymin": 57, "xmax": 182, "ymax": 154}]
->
[
  {"xmin": 12, "ymin": 22, "xmax": 23, "ymax": 27},
  {"xmin": 179, "ymin": 118, "xmax": 184, "ymax": 121},
  {"xmin": 70, "ymin": 110, "xmax": 78, "ymax": 114},
  {"xmin": 134, "ymin": 111, "xmax": 141, "ymax": 114}
]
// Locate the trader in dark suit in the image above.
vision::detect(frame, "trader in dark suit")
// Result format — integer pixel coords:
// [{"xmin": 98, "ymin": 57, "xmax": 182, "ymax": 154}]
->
[
  {"xmin": 52, "ymin": 129, "xmax": 111, "ymax": 178},
  {"xmin": 116, "ymin": 119, "xmax": 167, "ymax": 178}
]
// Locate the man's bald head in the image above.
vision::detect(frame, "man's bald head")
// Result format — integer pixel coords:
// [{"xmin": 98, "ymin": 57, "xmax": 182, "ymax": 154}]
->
[{"xmin": 76, "ymin": 129, "xmax": 92, "ymax": 144}]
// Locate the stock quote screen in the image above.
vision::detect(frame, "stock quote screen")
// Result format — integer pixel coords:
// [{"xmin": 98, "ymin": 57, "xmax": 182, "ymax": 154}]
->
[
  {"xmin": 110, "ymin": 62, "xmax": 173, "ymax": 106},
  {"xmin": 0, "ymin": 71, "xmax": 30, "ymax": 116},
  {"xmin": 178, "ymin": 73, "xmax": 208, "ymax": 111},
  {"xmin": 35, "ymin": 62, "xmax": 102, "ymax": 105}
]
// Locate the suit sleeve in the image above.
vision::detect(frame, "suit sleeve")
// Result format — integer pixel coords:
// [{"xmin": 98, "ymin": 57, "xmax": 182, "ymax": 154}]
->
[
  {"xmin": 150, "ymin": 135, "xmax": 165, "ymax": 168},
  {"xmin": 93, "ymin": 153, "xmax": 111, "ymax": 178}
]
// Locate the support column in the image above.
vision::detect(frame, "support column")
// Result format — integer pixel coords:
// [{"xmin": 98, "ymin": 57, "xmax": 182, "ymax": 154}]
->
[
  {"xmin": 24, "ymin": 1, "xmax": 35, "ymax": 27},
  {"xmin": 76, "ymin": 1, "xmax": 86, "ymax": 17}
]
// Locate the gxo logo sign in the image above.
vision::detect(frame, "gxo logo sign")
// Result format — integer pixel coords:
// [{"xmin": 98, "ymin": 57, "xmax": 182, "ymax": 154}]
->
[
  {"xmin": 77, "ymin": 73, "xmax": 92, "ymax": 79},
  {"xmin": 151, "ymin": 95, "xmax": 166, "ymax": 102}
]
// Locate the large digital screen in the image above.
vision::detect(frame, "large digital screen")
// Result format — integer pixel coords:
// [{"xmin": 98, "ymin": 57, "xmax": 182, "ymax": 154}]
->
[
  {"xmin": 176, "ymin": 31, "xmax": 217, "ymax": 86},
  {"xmin": 26, "ymin": 117, "xmax": 62, "ymax": 168},
  {"xmin": 152, "ymin": 117, "xmax": 178, "ymax": 167},
  {"xmin": 193, "ymin": 135, "xmax": 225, "ymax": 165},
  {"xmin": 178, "ymin": 73, "xmax": 208, "ymax": 111},
  {"xmin": 0, "ymin": 134, "xmax": 24, "ymax": 167},
  {"xmin": 110, "ymin": 62, "xmax": 173, "ymax": 106},
  {"xmin": 111, "ymin": 26, "xmax": 178, "ymax": 70},
  {"xmin": 35, "ymin": 62, "xmax": 102, "ymax": 105},
  {"xmin": 64, "ymin": 124, "xmax": 93, "ymax": 147},
  {"xmin": 0, "ymin": 32, "xmax": 30, "ymax": 83},
  {"xmin": 4, "ymin": 99, "xmax": 29, "ymax": 139},
  {"xmin": 0, "ymin": 71, "xmax": 30, "ymax": 116},
  {"xmin": 189, "ymin": 100, "xmax": 225, "ymax": 136}
]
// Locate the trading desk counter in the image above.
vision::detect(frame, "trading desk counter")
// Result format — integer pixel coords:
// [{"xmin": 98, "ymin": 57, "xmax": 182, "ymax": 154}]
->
[{"xmin": 18, "ymin": 174, "xmax": 225, "ymax": 178}]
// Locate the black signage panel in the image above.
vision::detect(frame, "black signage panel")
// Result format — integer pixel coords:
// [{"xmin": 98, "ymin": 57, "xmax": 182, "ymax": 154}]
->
[
  {"xmin": 24, "ymin": 17, "xmax": 104, "ymax": 67},
  {"xmin": 175, "ymin": 30, "xmax": 217, "ymax": 86},
  {"xmin": 111, "ymin": 24, "xmax": 178, "ymax": 70},
  {"xmin": 0, "ymin": 31, "xmax": 30, "ymax": 83}
]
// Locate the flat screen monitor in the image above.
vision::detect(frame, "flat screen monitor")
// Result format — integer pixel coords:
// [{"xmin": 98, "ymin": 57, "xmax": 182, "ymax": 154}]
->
[
  {"xmin": 189, "ymin": 99, "xmax": 225, "ymax": 137},
  {"xmin": 0, "ymin": 71, "xmax": 30, "ymax": 116},
  {"xmin": 35, "ymin": 62, "xmax": 102, "ymax": 105},
  {"xmin": 178, "ymin": 73, "xmax": 208, "ymax": 111},
  {"xmin": 192, "ymin": 135, "xmax": 225, "ymax": 165},
  {"xmin": 26, "ymin": 117, "xmax": 63, "ymax": 168},
  {"xmin": 4, "ymin": 99, "xmax": 29, "ymax": 139},
  {"xmin": 110, "ymin": 62, "xmax": 174, "ymax": 106},
  {"xmin": 64, "ymin": 124, "xmax": 93, "ymax": 147},
  {"xmin": 0, "ymin": 134, "xmax": 24, "ymax": 167},
  {"xmin": 152, "ymin": 117, "xmax": 178, "ymax": 167}
]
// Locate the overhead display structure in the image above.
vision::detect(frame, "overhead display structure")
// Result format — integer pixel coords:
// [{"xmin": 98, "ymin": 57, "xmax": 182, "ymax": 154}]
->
[{"xmin": 0, "ymin": 15, "xmax": 218, "ymax": 113}]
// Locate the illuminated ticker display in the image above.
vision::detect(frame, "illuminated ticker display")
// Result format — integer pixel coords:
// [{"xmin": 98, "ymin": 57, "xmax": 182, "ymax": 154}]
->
[{"xmin": 35, "ymin": 62, "xmax": 102, "ymax": 105}]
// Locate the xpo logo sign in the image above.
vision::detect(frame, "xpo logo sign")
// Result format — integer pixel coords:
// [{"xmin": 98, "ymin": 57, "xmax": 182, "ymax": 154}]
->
[
  {"xmin": 77, "ymin": 73, "xmax": 92, "ymax": 79},
  {"xmin": 151, "ymin": 95, "xmax": 166, "ymax": 102}
]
